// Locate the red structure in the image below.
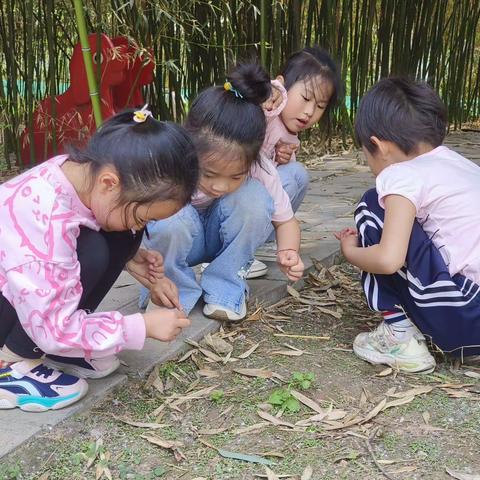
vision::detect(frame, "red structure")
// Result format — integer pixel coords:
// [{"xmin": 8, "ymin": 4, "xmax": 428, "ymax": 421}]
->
[{"xmin": 20, "ymin": 34, "xmax": 154, "ymax": 165}]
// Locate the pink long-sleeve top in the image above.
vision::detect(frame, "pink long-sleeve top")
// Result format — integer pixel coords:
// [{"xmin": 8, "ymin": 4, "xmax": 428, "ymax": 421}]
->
[
  {"xmin": 261, "ymin": 80, "xmax": 300, "ymax": 165},
  {"xmin": 0, "ymin": 155, "xmax": 146, "ymax": 359}
]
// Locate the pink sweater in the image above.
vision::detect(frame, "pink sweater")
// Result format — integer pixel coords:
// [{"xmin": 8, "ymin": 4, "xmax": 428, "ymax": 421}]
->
[
  {"xmin": 0, "ymin": 155, "xmax": 146, "ymax": 358},
  {"xmin": 261, "ymin": 80, "xmax": 300, "ymax": 165}
]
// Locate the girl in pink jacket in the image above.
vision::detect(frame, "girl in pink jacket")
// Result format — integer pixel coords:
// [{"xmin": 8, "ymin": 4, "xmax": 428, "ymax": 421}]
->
[{"xmin": 0, "ymin": 108, "xmax": 198, "ymax": 411}]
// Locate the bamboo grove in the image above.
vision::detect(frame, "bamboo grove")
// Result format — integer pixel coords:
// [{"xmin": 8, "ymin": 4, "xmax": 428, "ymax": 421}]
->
[{"xmin": 1, "ymin": 0, "xmax": 479, "ymax": 168}]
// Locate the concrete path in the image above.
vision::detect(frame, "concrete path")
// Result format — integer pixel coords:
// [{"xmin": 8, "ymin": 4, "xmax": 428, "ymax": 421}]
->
[{"xmin": 1, "ymin": 130, "xmax": 478, "ymax": 459}]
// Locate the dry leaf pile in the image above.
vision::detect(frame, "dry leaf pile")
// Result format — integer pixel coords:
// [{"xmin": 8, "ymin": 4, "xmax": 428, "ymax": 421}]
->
[{"xmin": 108, "ymin": 262, "xmax": 480, "ymax": 479}]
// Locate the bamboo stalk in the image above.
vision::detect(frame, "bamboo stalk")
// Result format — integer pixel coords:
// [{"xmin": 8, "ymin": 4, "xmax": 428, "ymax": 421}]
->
[{"xmin": 73, "ymin": 0, "xmax": 103, "ymax": 127}]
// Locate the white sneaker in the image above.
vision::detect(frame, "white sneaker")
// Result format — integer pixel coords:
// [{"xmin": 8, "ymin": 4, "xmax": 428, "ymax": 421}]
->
[
  {"xmin": 203, "ymin": 299, "xmax": 247, "ymax": 322},
  {"xmin": 353, "ymin": 321, "xmax": 436, "ymax": 374},
  {"xmin": 200, "ymin": 259, "xmax": 268, "ymax": 279}
]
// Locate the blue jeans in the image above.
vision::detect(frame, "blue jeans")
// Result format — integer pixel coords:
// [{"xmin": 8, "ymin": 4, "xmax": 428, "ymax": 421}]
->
[
  {"xmin": 140, "ymin": 179, "xmax": 274, "ymax": 314},
  {"xmin": 266, "ymin": 162, "xmax": 309, "ymax": 241},
  {"xmin": 278, "ymin": 162, "xmax": 309, "ymax": 213}
]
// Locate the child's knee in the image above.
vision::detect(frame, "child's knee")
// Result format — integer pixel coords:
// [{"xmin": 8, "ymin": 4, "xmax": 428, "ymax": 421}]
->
[
  {"xmin": 359, "ymin": 188, "xmax": 381, "ymax": 209},
  {"xmin": 145, "ymin": 206, "xmax": 199, "ymax": 254},
  {"xmin": 221, "ymin": 180, "xmax": 274, "ymax": 225},
  {"xmin": 294, "ymin": 163, "xmax": 310, "ymax": 191}
]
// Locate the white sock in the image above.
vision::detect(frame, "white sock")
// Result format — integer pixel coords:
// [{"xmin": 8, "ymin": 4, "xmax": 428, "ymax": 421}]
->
[
  {"xmin": 0, "ymin": 345, "xmax": 25, "ymax": 368},
  {"xmin": 386, "ymin": 318, "xmax": 417, "ymax": 342}
]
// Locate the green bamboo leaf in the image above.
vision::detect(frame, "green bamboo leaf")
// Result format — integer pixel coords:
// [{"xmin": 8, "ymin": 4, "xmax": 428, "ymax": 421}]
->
[{"xmin": 217, "ymin": 449, "xmax": 274, "ymax": 465}]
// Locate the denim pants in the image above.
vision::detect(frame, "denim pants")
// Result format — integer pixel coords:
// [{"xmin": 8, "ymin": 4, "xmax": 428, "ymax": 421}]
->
[
  {"xmin": 278, "ymin": 162, "xmax": 310, "ymax": 212},
  {"xmin": 140, "ymin": 179, "xmax": 274, "ymax": 314},
  {"xmin": 265, "ymin": 162, "xmax": 309, "ymax": 242}
]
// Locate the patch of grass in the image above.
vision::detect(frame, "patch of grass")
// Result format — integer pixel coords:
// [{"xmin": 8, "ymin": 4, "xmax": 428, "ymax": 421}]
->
[{"xmin": 0, "ymin": 463, "xmax": 22, "ymax": 480}]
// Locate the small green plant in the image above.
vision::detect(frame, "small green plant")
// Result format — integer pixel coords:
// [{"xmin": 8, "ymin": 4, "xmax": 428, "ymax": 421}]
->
[
  {"xmin": 291, "ymin": 372, "xmax": 315, "ymax": 390},
  {"xmin": 0, "ymin": 464, "xmax": 22, "ymax": 480},
  {"xmin": 268, "ymin": 388, "xmax": 301, "ymax": 413},
  {"xmin": 210, "ymin": 389, "xmax": 225, "ymax": 403}
]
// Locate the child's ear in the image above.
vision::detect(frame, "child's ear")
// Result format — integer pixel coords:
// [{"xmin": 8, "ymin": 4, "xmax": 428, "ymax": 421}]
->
[
  {"xmin": 370, "ymin": 136, "xmax": 389, "ymax": 157},
  {"xmin": 98, "ymin": 169, "xmax": 120, "ymax": 193},
  {"xmin": 275, "ymin": 75, "xmax": 285, "ymax": 86}
]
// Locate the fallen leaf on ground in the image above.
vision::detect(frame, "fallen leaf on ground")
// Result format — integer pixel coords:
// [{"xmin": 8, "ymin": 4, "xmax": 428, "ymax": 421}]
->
[
  {"xmin": 464, "ymin": 371, "xmax": 480, "ymax": 379},
  {"xmin": 233, "ymin": 422, "xmax": 269, "ymax": 435},
  {"xmin": 301, "ymin": 465, "xmax": 313, "ymax": 480},
  {"xmin": 198, "ymin": 347, "xmax": 224, "ymax": 362},
  {"xmin": 290, "ymin": 390, "xmax": 324, "ymax": 414},
  {"xmin": 360, "ymin": 397, "xmax": 387, "ymax": 424},
  {"xmin": 270, "ymin": 349, "xmax": 305, "ymax": 357},
  {"xmin": 114, "ymin": 417, "xmax": 169, "ymax": 429},
  {"xmin": 257, "ymin": 410, "xmax": 296, "ymax": 428},
  {"xmin": 383, "ymin": 395, "xmax": 416, "ymax": 410},
  {"xmin": 177, "ymin": 348, "xmax": 198, "ymax": 362},
  {"xmin": 238, "ymin": 343, "xmax": 260, "ymax": 359},
  {"xmin": 445, "ymin": 468, "xmax": 480, "ymax": 480},
  {"xmin": 197, "ymin": 369, "xmax": 220, "ymax": 378},
  {"xmin": 265, "ymin": 467, "xmax": 280, "ymax": 480},
  {"xmin": 287, "ymin": 285, "xmax": 301, "ymax": 298},
  {"xmin": 389, "ymin": 386, "xmax": 434, "ymax": 398},
  {"xmin": 422, "ymin": 411, "xmax": 431, "ymax": 424},
  {"xmin": 197, "ymin": 427, "xmax": 228, "ymax": 435},
  {"xmin": 376, "ymin": 367, "xmax": 393, "ymax": 377},
  {"xmin": 141, "ymin": 434, "xmax": 186, "ymax": 461},
  {"xmin": 233, "ymin": 368, "xmax": 283, "ymax": 379},
  {"xmin": 204, "ymin": 333, "xmax": 233, "ymax": 355},
  {"xmin": 389, "ymin": 465, "xmax": 417, "ymax": 474}
]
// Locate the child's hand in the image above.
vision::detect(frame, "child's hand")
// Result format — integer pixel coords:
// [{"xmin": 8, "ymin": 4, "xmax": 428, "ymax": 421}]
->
[
  {"xmin": 143, "ymin": 307, "xmax": 191, "ymax": 342},
  {"xmin": 334, "ymin": 228, "xmax": 359, "ymax": 256},
  {"xmin": 262, "ymin": 84, "xmax": 284, "ymax": 112},
  {"xmin": 150, "ymin": 277, "xmax": 181, "ymax": 310},
  {"xmin": 275, "ymin": 142, "xmax": 299, "ymax": 164},
  {"xmin": 127, "ymin": 248, "xmax": 164, "ymax": 284},
  {"xmin": 277, "ymin": 249, "xmax": 305, "ymax": 282}
]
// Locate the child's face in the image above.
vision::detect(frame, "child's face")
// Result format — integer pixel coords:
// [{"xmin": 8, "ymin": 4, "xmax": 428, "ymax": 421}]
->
[
  {"xmin": 280, "ymin": 76, "xmax": 333, "ymax": 134},
  {"xmin": 89, "ymin": 175, "xmax": 182, "ymax": 231},
  {"xmin": 98, "ymin": 200, "xmax": 182, "ymax": 232},
  {"xmin": 199, "ymin": 153, "xmax": 249, "ymax": 198}
]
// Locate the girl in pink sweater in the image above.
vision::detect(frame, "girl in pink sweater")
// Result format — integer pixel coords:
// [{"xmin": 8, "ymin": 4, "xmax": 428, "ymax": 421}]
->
[{"xmin": 0, "ymin": 108, "xmax": 198, "ymax": 411}]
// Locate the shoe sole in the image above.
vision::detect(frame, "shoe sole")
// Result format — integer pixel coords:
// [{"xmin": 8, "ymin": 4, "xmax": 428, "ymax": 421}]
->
[
  {"xmin": 353, "ymin": 341, "xmax": 436, "ymax": 374},
  {"xmin": 201, "ymin": 264, "xmax": 268, "ymax": 279},
  {"xmin": 44, "ymin": 358, "xmax": 121, "ymax": 379},
  {"xmin": 246, "ymin": 266, "xmax": 269, "ymax": 279},
  {"xmin": 0, "ymin": 381, "xmax": 88, "ymax": 412},
  {"xmin": 203, "ymin": 309, "xmax": 246, "ymax": 322}
]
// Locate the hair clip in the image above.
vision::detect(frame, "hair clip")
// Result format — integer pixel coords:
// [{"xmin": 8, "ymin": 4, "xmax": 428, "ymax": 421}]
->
[
  {"xmin": 133, "ymin": 104, "xmax": 152, "ymax": 123},
  {"xmin": 223, "ymin": 81, "xmax": 244, "ymax": 99}
]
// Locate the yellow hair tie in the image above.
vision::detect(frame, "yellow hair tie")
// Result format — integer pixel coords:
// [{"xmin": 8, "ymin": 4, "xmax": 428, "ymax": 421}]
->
[
  {"xmin": 133, "ymin": 104, "xmax": 152, "ymax": 123},
  {"xmin": 223, "ymin": 81, "xmax": 243, "ymax": 98}
]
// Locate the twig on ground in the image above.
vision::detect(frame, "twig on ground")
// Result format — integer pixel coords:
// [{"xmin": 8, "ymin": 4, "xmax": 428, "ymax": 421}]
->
[{"xmin": 365, "ymin": 427, "xmax": 395, "ymax": 480}]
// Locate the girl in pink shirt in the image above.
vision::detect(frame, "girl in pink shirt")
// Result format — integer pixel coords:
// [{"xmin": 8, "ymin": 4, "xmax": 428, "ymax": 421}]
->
[
  {"xmin": 0, "ymin": 109, "xmax": 198, "ymax": 411},
  {"xmin": 141, "ymin": 62, "xmax": 305, "ymax": 322},
  {"xmin": 336, "ymin": 78, "xmax": 480, "ymax": 374},
  {"xmin": 252, "ymin": 47, "xmax": 341, "ymax": 269},
  {"xmin": 263, "ymin": 46, "xmax": 341, "ymax": 214}
]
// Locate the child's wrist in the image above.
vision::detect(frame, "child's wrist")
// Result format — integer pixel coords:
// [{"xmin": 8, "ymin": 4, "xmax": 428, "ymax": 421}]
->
[{"xmin": 276, "ymin": 248, "xmax": 298, "ymax": 255}]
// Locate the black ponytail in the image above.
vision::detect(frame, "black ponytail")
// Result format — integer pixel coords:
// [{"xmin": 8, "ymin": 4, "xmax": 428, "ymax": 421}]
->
[{"xmin": 185, "ymin": 61, "xmax": 271, "ymax": 168}]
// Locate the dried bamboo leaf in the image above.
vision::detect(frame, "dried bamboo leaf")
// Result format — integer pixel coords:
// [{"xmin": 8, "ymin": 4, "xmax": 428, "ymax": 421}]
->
[
  {"xmin": 257, "ymin": 410, "xmax": 296, "ymax": 428},
  {"xmin": 290, "ymin": 390, "xmax": 324, "ymax": 414},
  {"xmin": 238, "ymin": 343, "xmax": 260, "ymax": 359},
  {"xmin": 233, "ymin": 422, "xmax": 269, "ymax": 435},
  {"xmin": 445, "ymin": 468, "xmax": 480, "ymax": 480}
]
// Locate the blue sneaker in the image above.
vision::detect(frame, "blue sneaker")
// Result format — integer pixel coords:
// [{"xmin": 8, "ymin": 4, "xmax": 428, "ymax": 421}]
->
[
  {"xmin": 0, "ymin": 360, "xmax": 88, "ymax": 412},
  {"xmin": 45, "ymin": 355, "xmax": 120, "ymax": 379}
]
